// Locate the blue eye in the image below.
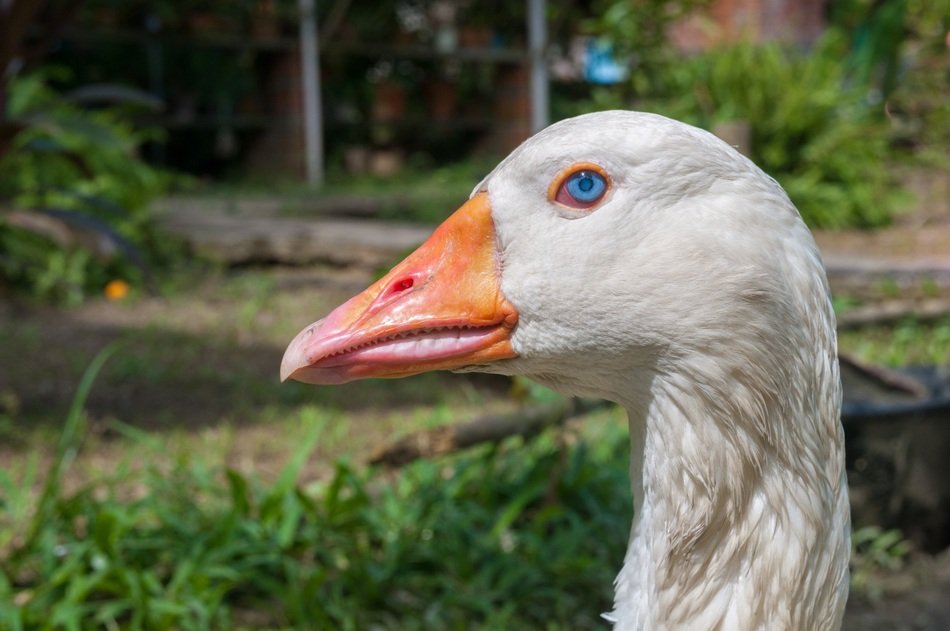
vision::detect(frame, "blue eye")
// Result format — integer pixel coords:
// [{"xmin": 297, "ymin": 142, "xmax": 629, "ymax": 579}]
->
[{"xmin": 555, "ymin": 168, "xmax": 609, "ymax": 209}]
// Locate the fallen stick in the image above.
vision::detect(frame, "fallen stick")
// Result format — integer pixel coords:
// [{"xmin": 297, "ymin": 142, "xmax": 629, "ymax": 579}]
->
[
  {"xmin": 368, "ymin": 399, "xmax": 610, "ymax": 467},
  {"xmin": 839, "ymin": 352, "xmax": 930, "ymax": 398},
  {"xmin": 371, "ymin": 352, "xmax": 950, "ymax": 467},
  {"xmin": 837, "ymin": 298, "xmax": 950, "ymax": 329}
]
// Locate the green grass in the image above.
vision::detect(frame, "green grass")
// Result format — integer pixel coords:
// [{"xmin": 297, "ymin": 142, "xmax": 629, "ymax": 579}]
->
[
  {"xmin": 838, "ymin": 317, "xmax": 950, "ymax": 366},
  {"xmin": 2, "ymin": 270, "xmax": 946, "ymax": 629},
  {"xmin": 1, "ymin": 330, "xmax": 932, "ymax": 629},
  {"xmin": 195, "ymin": 158, "xmax": 498, "ymax": 225},
  {"xmin": 0, "ymin": 347, "xmax": 631, "ymax": 630}
]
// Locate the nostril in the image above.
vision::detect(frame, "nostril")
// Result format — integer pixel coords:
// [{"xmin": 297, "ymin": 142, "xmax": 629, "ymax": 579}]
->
[{"xmin": 390, "ymin": 277, "xmax": 414, "ymax": 294}]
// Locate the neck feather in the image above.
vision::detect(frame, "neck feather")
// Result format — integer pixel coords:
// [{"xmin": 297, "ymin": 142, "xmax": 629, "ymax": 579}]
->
[{"xmin": 608, "ymin": 355, "xmax": 850, "ymax": 630}]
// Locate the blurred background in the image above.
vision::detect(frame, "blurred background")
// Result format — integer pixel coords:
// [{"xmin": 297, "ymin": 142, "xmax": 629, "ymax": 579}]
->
[{"xmin": 1, "ymin": 0, "xmax": 949, "ymax": 628}]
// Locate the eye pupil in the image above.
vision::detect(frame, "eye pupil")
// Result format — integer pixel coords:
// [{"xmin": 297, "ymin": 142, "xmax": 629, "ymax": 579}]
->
[{"xmin": 578, "ymin": 176, "xmax": 593, "ymax": 192}]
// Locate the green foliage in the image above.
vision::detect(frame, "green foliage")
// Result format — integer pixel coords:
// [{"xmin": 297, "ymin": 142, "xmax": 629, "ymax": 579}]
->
[
  {"xmin": 1, "ymin": 72, "xmax": 166, "ymax": 211},
  {"xmin": 883, "ymin": 0, "xmax": 950, "ymax": 165},
  {"xmin": 838, "ymin": 317, "xmax": 950, "ymax": 366},
  {"xmin": 642, "ymin": 36, "xmax": 906, "ymax": 228},
  {"xmin": 829, "ymin": 0, "xmax": 909, "ymax": 96},
  {"xmin": 578, "ymin": 0, "xmax": 921, "ymax": 229},
  {"xmin": 850, "ymin": 525, "xmax": 912, "ymax": 600},
  {"xmin": 0, "ymin": 350, "xmax": 631, "ymax": 630},
  {"xmin": 0, "ymin": 71, "xmax": 180, "ymax": 304},
  {"xmin": 582, "ymin": 0, "xmax": 712, "ymax": 97}
]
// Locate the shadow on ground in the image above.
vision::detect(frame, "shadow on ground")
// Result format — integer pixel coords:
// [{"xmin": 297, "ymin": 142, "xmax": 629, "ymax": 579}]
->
[{"xmin": 0, "ymin": 293, "xmax": 509, "ymax": 435}]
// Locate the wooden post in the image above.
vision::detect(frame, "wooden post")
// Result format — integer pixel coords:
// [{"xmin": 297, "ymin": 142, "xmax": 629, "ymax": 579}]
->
[
  {"xmin": 527, "ymin": 0, "xmax": 548, "ymax": 133},
  {"xmin": 298, "ymin": 0, "xmax": 324, "ymax": 186}
]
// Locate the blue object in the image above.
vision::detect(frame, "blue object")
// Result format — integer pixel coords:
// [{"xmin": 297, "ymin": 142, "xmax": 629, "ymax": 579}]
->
[{"xmin": 584, "ymin": 40, "xmax": 628, "ymax": 85}]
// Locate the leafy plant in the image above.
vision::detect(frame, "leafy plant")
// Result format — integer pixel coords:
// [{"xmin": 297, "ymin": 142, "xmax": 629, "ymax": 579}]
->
[
  {"xmin": 637, "ymin": 35, "xmax": 908, "ymax": 228},
  {"xmin": 576, "ymin": 1, "xmax": 915, "ymax": 230},
  {"xmin": 881, "ymin": 0, "xmax": 950, "ymax": 166},
  {"xmin": 0, "ymin": 348, "xmax": 632, "ymax": 629},
  {"xmin": 829, "ymin": 0, "xmax": 909, "ymax": 97},
  {"xmin": 850, "ymin": 525, "xmax": 912, "ymax": 600},
  {"xmin": 0, "ymin": 70, "xmax": 181, "ymax": 304},
  {"xmin": 582, "ymin": 0, "xmax": 712, "ymax": 97}
]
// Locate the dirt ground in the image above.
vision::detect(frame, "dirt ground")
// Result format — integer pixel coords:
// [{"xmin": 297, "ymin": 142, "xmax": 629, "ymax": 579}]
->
[{"xmin": 0, "ymin": 266, "xmax": 516, "ymax": 486}]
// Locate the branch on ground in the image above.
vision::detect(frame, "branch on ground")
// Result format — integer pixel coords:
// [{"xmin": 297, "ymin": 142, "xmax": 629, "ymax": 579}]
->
[
  {"xmin": 838, "ymin": 299, "xmax": 950, "ymax": 329},
  {"xmin": 368, "ymin": 399, "xmax": 611, "ymax": 468}
]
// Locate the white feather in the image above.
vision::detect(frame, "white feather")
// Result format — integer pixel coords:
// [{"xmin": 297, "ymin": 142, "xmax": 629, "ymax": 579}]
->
[{"xmin": 472, "ymin": 111, "xmax": 849, "ymax": 630}]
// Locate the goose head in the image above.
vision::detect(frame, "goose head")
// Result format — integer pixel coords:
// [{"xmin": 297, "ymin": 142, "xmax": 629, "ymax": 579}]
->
[
  {"xmin": 282, "ymin": 111, "xmax": 849, "ymax": 630},
  {"xmin": 282, "ymin": 112, "xmax": 820, "ymax": 403}
]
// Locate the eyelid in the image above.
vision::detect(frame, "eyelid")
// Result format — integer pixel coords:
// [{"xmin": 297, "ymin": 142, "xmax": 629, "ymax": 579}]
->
[{"xmin": 547, "ymin": 162, "xmax": 612, "ymax": 206}]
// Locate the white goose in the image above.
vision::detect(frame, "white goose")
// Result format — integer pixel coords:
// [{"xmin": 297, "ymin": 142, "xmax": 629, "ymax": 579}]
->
[{"xmin": 282, "ymin": 111, "xmax": 850, "ymax": 630}]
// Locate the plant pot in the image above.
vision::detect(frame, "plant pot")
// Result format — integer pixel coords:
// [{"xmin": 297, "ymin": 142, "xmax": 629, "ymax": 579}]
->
[
  {"xmin": 370, "ymin": 149, "xmax": 404, "ymax": 176},
  {"xmin": 343, "ymin": 145, "xmax": 371, "ymax": 174},
  {"xmin": 188, "ymin": 11, "xmax": 235, "ymax": 36},
  {"xmin": 251, "ymin": 0, "xmax": 280, "ymax": 40},
  {"xmin": 425, "ymin": 79, "xmax": 458, "ymax": 122},
  {"xmin": 459, "ymin": 26, "xmax": 491, "ymax": 48},
  {"xmin": 371, "ymin": 80, "xmax": 407, "ymax": 122}
]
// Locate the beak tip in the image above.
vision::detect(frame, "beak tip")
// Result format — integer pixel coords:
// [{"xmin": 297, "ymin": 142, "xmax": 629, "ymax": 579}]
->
[
  {"xmin": 279, "ymin": 352, "xmax": 298, "ymax": 383},
  {"xmin": 280, "ymin": 329, "xmax": 310, "ymax": 383}
]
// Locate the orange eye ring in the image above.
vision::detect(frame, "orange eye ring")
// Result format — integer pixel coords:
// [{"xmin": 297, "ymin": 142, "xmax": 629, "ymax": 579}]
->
[{"xmin": 548, "ymin": 162, "xmax": 612, "ymax": 210}]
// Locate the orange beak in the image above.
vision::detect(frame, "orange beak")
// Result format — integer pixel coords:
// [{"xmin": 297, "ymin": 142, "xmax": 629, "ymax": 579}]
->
[{"xmin": 280, "ymin": 192, "xmax": 519, "ymax": 384}]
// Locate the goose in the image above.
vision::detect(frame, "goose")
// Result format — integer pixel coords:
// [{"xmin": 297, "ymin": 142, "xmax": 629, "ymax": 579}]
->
[{"xmin": 281, "ymin": 111, "xmax": 850, "ymax": 630}]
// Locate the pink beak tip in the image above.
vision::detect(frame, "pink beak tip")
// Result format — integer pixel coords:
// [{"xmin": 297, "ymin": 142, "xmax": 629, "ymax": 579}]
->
[{"xmin": 280, "ymin": 320, "xmax": 322, "ymax": 383}]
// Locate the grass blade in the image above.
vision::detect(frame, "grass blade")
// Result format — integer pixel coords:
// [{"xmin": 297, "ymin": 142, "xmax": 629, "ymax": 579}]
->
[{"xmin": 22, "ymin": 343, "xmax": 119, "ymax": 551}]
